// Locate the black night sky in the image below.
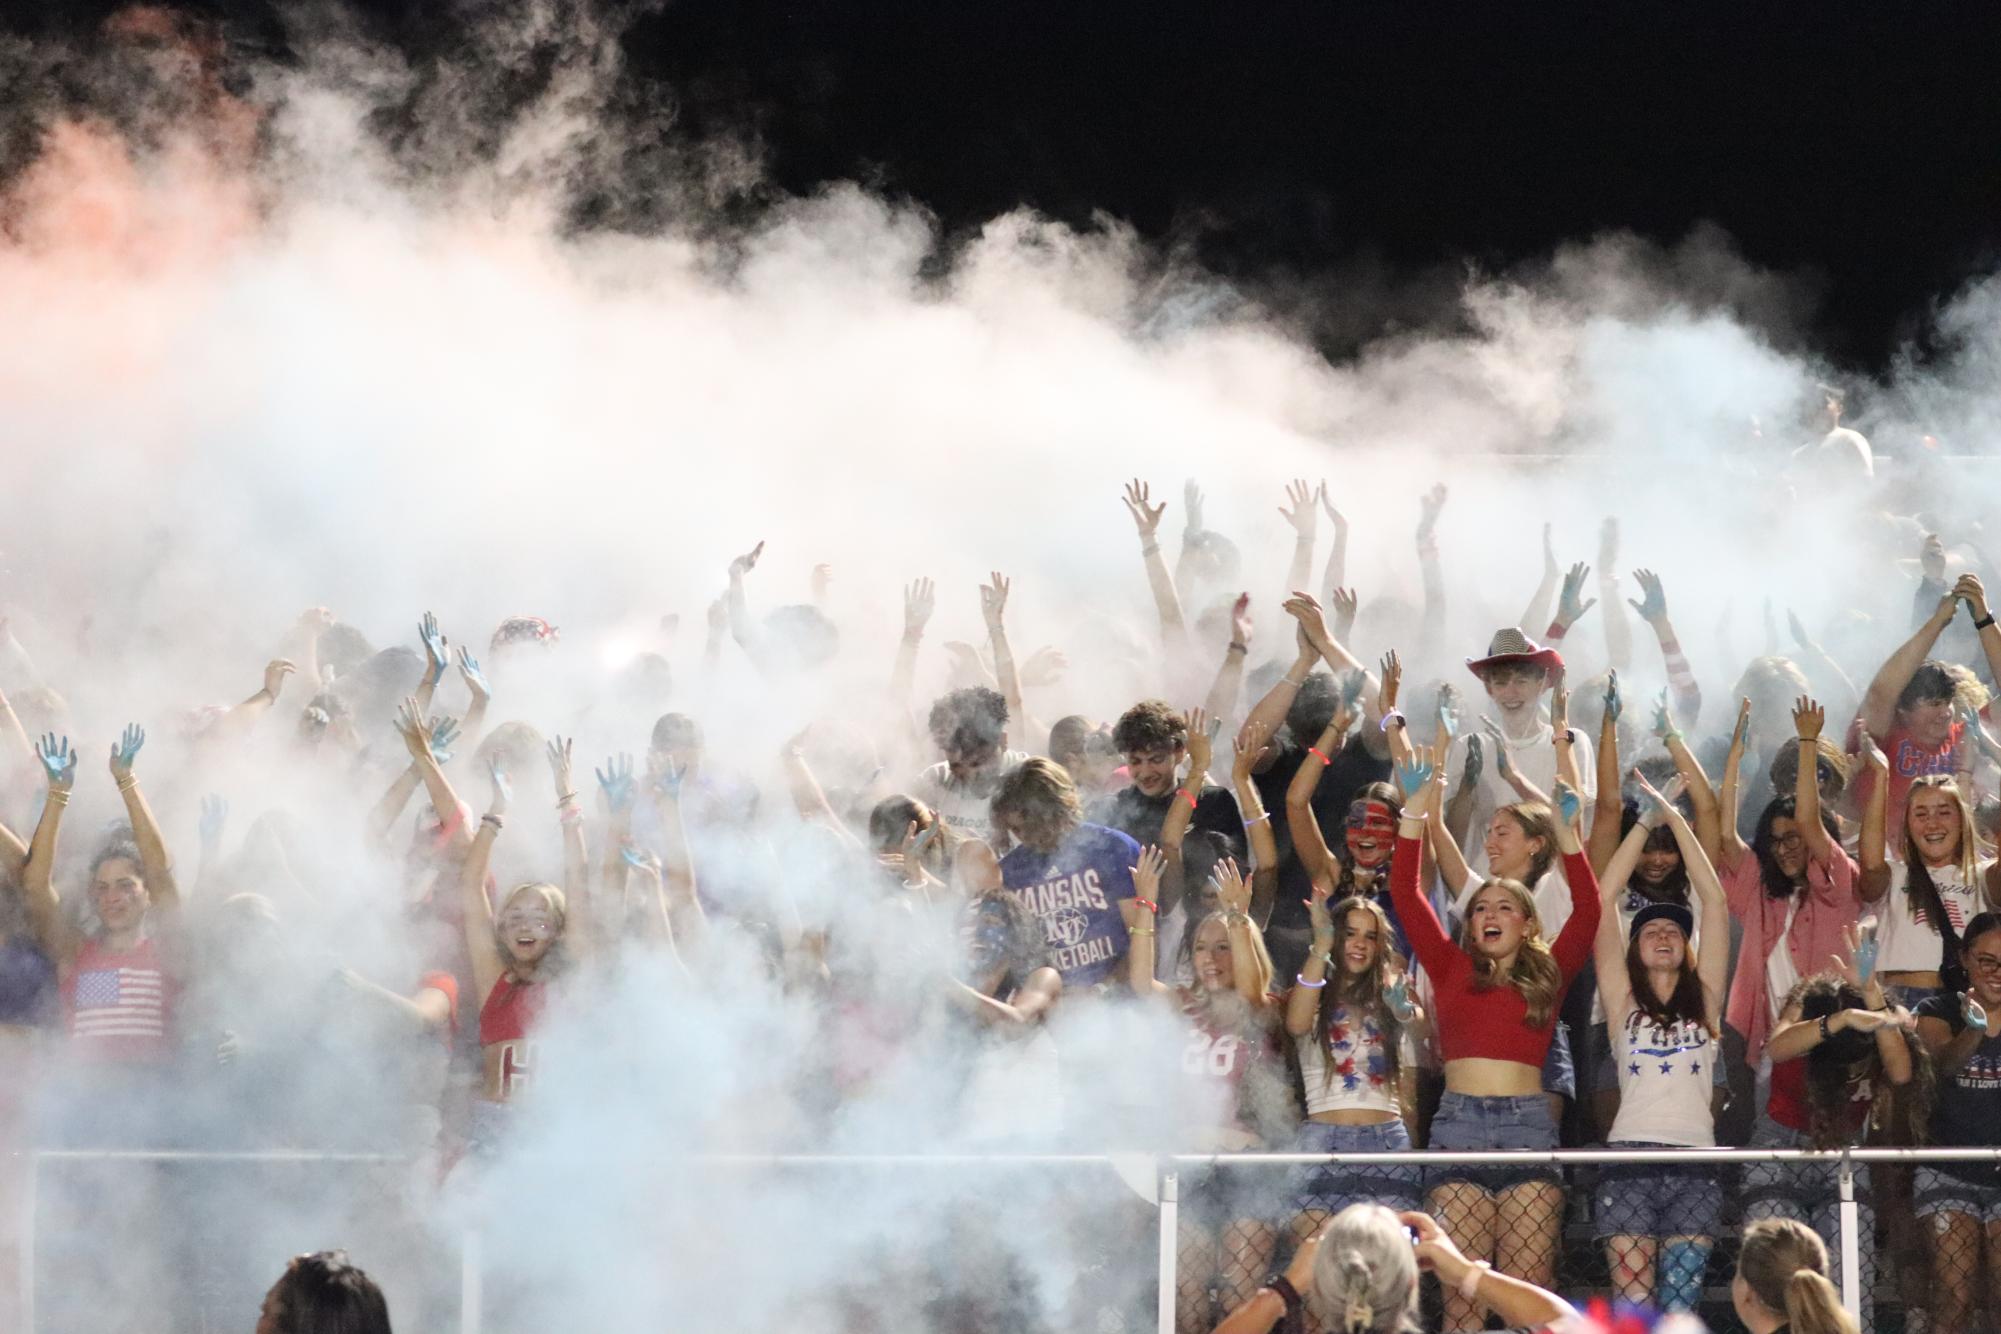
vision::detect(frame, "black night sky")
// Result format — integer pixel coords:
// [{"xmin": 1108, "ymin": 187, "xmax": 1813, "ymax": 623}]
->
[{"xmin": 13, "ymin": 2, "xmax": 2001, "ymax": 373}]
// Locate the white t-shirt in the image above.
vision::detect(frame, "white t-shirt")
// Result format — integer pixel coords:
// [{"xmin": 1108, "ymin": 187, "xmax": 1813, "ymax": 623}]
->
[
  {"xmin": 1444, "ymin": 714, "xmax": 1595, "ymax": 879},
  {"xmin": 1607, "ymin": 1008, "xmax": 1717, "ymax": 1147},
  {"xmin": 913, "ymin": 750, "xmax": 1031, "ymax": 846},
  {"xmin": 1589, "ymin": 890, "xmax": 1702, "ymax": 1025},
  {"xmin": 1295, "ymin": 1000, "xmax": 1405, "ymax": 1116},
  {"xmin": 1875, "ymin": 858, "xmax": 1992, "ymax": 973}
]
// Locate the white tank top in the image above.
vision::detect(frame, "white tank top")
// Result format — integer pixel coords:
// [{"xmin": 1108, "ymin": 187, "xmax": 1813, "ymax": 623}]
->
[
  {"xmin": 1294, "ymin": 1001, "xmax": 1401, "ymax": 1116},
  {"xmin": 1607, "ymin": 1007, "xmax": 1717, "ymax": 1147},
  {"xmin": 1875, "ymin": 859, "xmax": 1990, "ymax": 972}
]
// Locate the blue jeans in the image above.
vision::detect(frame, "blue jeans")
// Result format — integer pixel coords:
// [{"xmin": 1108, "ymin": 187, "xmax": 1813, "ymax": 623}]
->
[
  {"xmin": 1426, "ymin": 1091, "xmax": 1559, "ymax": 1192},
  {"xmin": 1289, "ymin": 1117, "xmax": 1421, "ymax": 1216},
  {"xmin": 1741, "ymin": 1115, "xmax": 1874, "ymax": 1327}
]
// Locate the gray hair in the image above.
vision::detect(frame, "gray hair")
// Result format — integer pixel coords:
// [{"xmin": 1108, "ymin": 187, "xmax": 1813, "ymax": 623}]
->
[{"xmin": 1310, "ymin": 1204, "xmax": 1421, "ymax": 1334}]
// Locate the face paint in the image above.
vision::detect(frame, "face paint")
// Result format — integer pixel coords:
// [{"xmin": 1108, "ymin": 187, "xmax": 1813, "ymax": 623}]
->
[{"xmin": 1343, "ymin": 800, "xmax": 1395, "ymax": 868}]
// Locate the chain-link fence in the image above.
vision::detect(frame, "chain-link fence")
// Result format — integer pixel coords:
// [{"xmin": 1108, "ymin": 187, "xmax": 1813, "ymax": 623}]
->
[{"xmin": 15, "ymin": 1146, "xmax": 2001, "ymax": 1333}]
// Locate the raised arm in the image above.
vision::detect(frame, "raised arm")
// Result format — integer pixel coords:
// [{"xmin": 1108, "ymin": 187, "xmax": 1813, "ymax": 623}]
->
[
  {"xmin": 1286, "ymin": 879, "xmax": 1337, "ymax": 1037},
  {"xmin": 1284, "ymin": 593, "xmax": 1387, "ymax": 756},
  {"xmin": 1791, "ymin": 696, "xmax": 1838, "ymax": 867},
  {"xmin": 453, "ymin": 648, "xmax": 493, "ymax": 753},
  {"xmin": 547, "ymin": 736, "xmax": 591, "ymax": 961},
  {"xmin": 1390, "ymin": 748, "xmax": 1456, "ymax": 977},
  {"xmin": 393, "ymin": 699, "xmax": 472, "ymax": 858},
  {"xmin": 725, "ymin": 540, "xmax": 770, "ymax": 666},
  {"xmin": 1857, "ymin": 736, "xmax": 1891, "ymax": 903},
  {"xmin": 1549, "ymin": 672, "xmax": 1585, "ymax": 808},
  {"xmin": 215, "ymin": 659, "xmax": 297, "ymax": 738},
  {"xmin": 1713, "ymin": 698, "xmax": 1753, "ymax": 873},
  {"xmin": 1785, "ymin": 610, "xmax": 1860, "ymax": 727},
  {"xmin": 1123, "ymin": 846, "xmax": 1172, "ymax": 998},
  {"xmin": 1155, "ymin": 708, "xmax": 1215, "ymax": 918},
  {"xmin": 414, "ymin": 611, "xmax": 450, "ymax": 716},
  {"xmin": 890, "ymin": 578, "xmax": 935, "ymax": 701},
  {"xmin": 21, "ymin": 735, "xmax": 77, "ymax": 964},
  {"xmin": 1598, "ymin": 519, "xmax": 1634, "ymax": 672},
  {"xmin": 1628, "ymin": 568, "xmax": 1703, "ymax": 726},
  {"xmin": 108, "ymin": 725, "xmax": 179, "ymax": 915},
  {"xmin": 1236, "ymin": 620, "xmax": 1317, "ymax": 759},
  {"xmin": 1958, "ymin": 574, "xmax": 2001, "ymax": 704},
  {"xmin": 1232, "ymin": 723, "xmax": 1279, "ymax": 927},
  {"xmin": 1860, "ymin": 584, "xmax": 1958, "ymax": 740},
  {"xmin": 1519, "ymin": 523, "xmax": 1561, "ymax": 639},
  {"xmin": 1199, "ymin": 595, "xmax": 1254, "ymax": 728},
  {"xmin": 366, "ymin": 714, "xmax": 459, "ymax": 852},
  {"xmin": 1540, "ymin": 561, "xmax": 1600, "ymax": 662},
  {"xmin": 1213, "ymin": 857, "xmax": 1269, "ymax": 1008},
  {"xmin": 980, "ymin": 572, "xmax": 1040, "ymax": 745},
  {"xmin": 1122, "ymin": 479, "xmax": 1187, "ymax": 643},
  {"xmin": 1416, "ymin": 485, "xmax": 1449, "ymax": 650},
  {"xmin": 1652, "ymin": 686, "xmax": 1722, "ymax": 865},
  {"xmin": 1593, "ymin": 820, "xmax": 1648, "ymax": 1028},
  {"xmin": 1279, "ymin": 479, "xmax": 1318, "ymax": 599},
  {"xmin": 1426, "ymin": 757, "xmax": 1477, "ymax": 911},
  {"xmin": 1317, "ymin": 484, "xmax": 1350, "ymax": 611},
  {"xmin": 1285, "ymin": 716, "xmax": 1348, "ymax": 890},
  {"xmin": 649, "ymin": 766, "xmax": 708, "ymax": 948},
  {"xmin": 1589, "ymin": 672, "xmax": 1625, "ymax": 872},
  {"xmin": 1672, "ymin": 794, "xmax": 1732, "ymax": 1030},
  {"xmin": 460, "ymin": 768, "xmax": 508, "ymax": 1005},
  {"xmin": 593, "ymin": 754, "xmax": 637, "ymax": 945},
  {"xmin": 1546, "ymin": 780, "xmax": 1602, "ymax": 974}
]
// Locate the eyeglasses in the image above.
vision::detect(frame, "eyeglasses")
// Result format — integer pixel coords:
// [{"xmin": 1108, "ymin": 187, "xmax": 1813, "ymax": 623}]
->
[
  {"xmin": 1770, "ymin": 831, "xmax": 1804, "ymax": 851},
  {"xmin": 1970, "ymin": 954, "xmax": 2001, "ymax": 973}
]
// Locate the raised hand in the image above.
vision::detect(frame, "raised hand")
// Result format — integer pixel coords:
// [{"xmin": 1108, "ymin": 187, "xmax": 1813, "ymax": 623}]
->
[
  {"xmin": 652, "ymin": 754, "xmax": 687, "ymax": 801},
  {"xmin": 1211, "ymin": 857, "xmax": 1251, "ymax": 916},
  {"xmin": 1627, "ymin": 568, "xmax": 1668, "ymax": 624},
  {"xmin": 595, "ymin": 753, "xmax": 636, "ymax": 815},
  {"xmin": 262, "ymin": 658, "xmax": 297, "ymax": 700},
  {"xmin": 1317, "ymin": 481, "xmax": 1347, "ymax": 532},
  {"xmin": 393, "ymin": 698, "xmax": 435, "ymax": 763},
  {"xmin": 1183, "ymin": 478, "xmax": 1206, "ymax": 533},
  {"xmin": 1549, "ymin": 670, "xmax": 1570, "ymax": 736},
  {"xmin": 1633, "ymin": 768, "xmax": 1686, "ymax": 824},
  {"xmin": 1394, "ymin": 746, "xmax": 1436, "ymax": 802},
  {"xmin": 1020, "ymin": 645, "xmax": 1068, "ymax": 689},
  {"xmin": 1436, "ymin": 682, "xmax": 1460, "ymax": 739},
  {"xmin": 1280, "ymin": 478, "xmax": 1318, "ymax": 539},
  {"xmin": 1863, "ymin": 735, "xmax": 1889, "ymax": 774},
  {"xmin": 1555, "ymin": 562, "xmax": 1598, "ymax": 630},
  {"xmin": 418, "ymin": 612, "xmax": 449, "ymax": 684},
  {"xmin": 36, "ymin": 733, "xmax": 77, "ymax": 792},
  {"xmin": 1305, "ymin": 877, "xmax": 1336, "ymax": 949},
  {"xmin": 428, "ymin": 715, "xmax": 461, "ymax": 764},
  {"xmin": 1460, "ymin": 733, "xmax": 1484, "ymax": 790},
  {"xmin": 109, "ymin": 723, "xmax": 145, "ymax": 782},
  {"xmin": 1229, "ymin": 593, "xmax": 1253, "ymax": 648},
  {"xmin": 1128, "ymin": 845, "xmax": 1167, "ymax": 914},
  {"xmin": 1383, "ymin": 973, "xmax": 1421, "ymax": 1023},
  {"xmin": 1329, "ymin": 586, "xmax": 1358, "ymax": 637},
  {"xmin": 1786, "ymin": 608, "xmax": 1816, "ymax": 654},
  {"xmin": 1954, "ymin": 572, "xmax": 1991, "ymax": 621},
  {"xmin": 199, "ymin": 794, "xmax": 229, "ymax": 848},
  {"xmin": 1121, "ymin": 479, "xmax": 1166, "ymax": 541},
  {"xmin": 1839, "ymin": 919, "xmax": 1879, "ymax": 987},
  {"xmin": 1378, "ymin": 650, "xmax": 1402, "ymax": 715},
  {"xmin": 546, "ymin": 734, "xmax": 575, "ymax": 796},
  {"xmin": 1963, "ymin": 992, "xmax": 1991, "ymax": 1032},
  {"xmin": 978, "ymin": 571, "xmax": 1011, "ymax": 628},
  {"xmin": 1651, "ymin": 688, "xmax": 1679, "ymax": 743},
  {"xmin": 1603, "ymin": 669, "xmax": 1623, "ymax": 722},
  {"xmin": 1598, "ymin": 516, "xmax": 1620, "ymax": 572},
  {"xmin": 903, "ymin": 578, "xmax": 936, "ymax": 637},
  {"xmin": 1921, "ymin": 532, "xmax": 1947, "ymax": 584},
  {"xmin": 729, "ymin": 541, "xmax": 766, "ymax": 578},
  {"xmin": 1416, "ymin": 484, "xmax": 1449, "ymax": 541},
  {"xmin": 1542, "ymin": 522, "xmax": 1559, "ymax": 580},
  {"xmin": 1183, "ymin": 707, "xmax": 1216, "ymax": 779},
  {"xmin": 486, "ymin": 761, "xmax": 513, "ymax": 818},
  {"xmin": 620, "ymin": 840, "xmax": 662, "ymax": 882},
  {"xmin": 1793, "ymin": 695, "xmax": 1825, "ymax": 742},
  {"xmin": 1233, "ymin": 720, "xmax": 1269, "ymax": 778},
  {"xmin": 456, "ymin": 647, "xmax": 491, "ymax": 702},
  {"xmin": 1552, "ymin": 778, "xmax": 1583, "ymax": 828},
  {"xmin": 1282, "ymin": 591, "xmax": 1335, "ymax": 658},
  {"xmin": 1480, "ymin": 717, "xmax": 1517, "ymax": 780}
]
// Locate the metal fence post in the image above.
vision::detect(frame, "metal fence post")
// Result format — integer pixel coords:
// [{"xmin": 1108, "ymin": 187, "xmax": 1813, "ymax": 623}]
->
[
  {"xmin": 461, "ymin": 1228, "xmax": 482, "ymax": 1334},
  {"xmin": 1836, "ymin": 1151, "xmax": 1860, "ymax": 1324},
  {"xmin": 1157, "ymin": 1170, "xmax": 1178, "ymax": 1334}
]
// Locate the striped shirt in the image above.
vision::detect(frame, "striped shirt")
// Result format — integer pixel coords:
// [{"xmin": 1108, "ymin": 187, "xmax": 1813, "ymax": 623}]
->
[{"xmin": 64, "ymin": 936, "xmax": 173, "ymax": 1062}]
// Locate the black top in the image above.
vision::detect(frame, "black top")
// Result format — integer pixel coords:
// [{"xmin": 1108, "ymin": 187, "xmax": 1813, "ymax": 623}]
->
[
  {"xmin": 1087, "ymin": 782, "xmax": 1244, "ymax": 866},
  {"xmin": 1250, "ymin": 734, "xmax": 1392, "ymax": 933},
  {"xmin": 1914, "ymin": 993, "xmax": 2001, "ymax": 1186}
]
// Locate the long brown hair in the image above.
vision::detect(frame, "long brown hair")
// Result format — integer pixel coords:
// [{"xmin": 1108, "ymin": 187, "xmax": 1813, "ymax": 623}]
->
[
  {"xmin": 1901, "ymin": 776, "xmax": 1993, "ymax": 932},
  {"xmin": 1459, "ymin": 877, "xmax": 1562, "ymax": 1029},
  {"xmin": 1495, "ymin": 802, "xmax": 1558, "ymax": 889},
  {"xmin": 1623, "ymin": 919, "xmax": 1711, "ymax": 1036},
  {"xmin": 1784, "ymin": 973, "xmax": 1931, "ymax": 1150},
  {"xmin": 1737, "ymin": 1218, "xmax": 1857, "ymax": 1334},
  {"xmin": 1313, "ymin": 896, "xmax": 1404, "ymax": 1092}
]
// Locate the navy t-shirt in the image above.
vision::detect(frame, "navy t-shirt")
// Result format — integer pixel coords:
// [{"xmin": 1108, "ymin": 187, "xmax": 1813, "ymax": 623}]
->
[
  {"xmin": 1000, "ymin": 823, "xmax": 1143, "ymax": 989},
  {"xmin": 1915, "ymin": 993, "xmax": 2001, "ymax": 1186}
]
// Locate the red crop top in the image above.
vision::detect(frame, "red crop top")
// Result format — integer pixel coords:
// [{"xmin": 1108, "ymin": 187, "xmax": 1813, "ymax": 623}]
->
[
  {"xmin": 1389, "ymin": 829, "xmax": 1599, "ymax": 1067},
  {"xmin": 479, "ymin": 976, "xmax": 546, "ymax": 1047}
]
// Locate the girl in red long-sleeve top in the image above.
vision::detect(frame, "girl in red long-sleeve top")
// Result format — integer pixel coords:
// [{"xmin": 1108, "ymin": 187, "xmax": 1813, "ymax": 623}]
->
[{"xmin": 1389, "ymin": 744, "xmax": 1601, "ymax": 1334}]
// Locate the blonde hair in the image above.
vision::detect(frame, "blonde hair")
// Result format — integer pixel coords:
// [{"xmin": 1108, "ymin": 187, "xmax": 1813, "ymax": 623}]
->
[
  {"xmin": 1737, "ymin": 1218, "xmax": 1857, "ymax": 1334},
  {"xmin": 989, "ymin": 757, "xmax": 1082, "ymax": 854},
  {"xmin": 495, "ymin": 881, "xmax": 570, "ymax": 980},
  {"xmin": 1460, "ymin": 877, "xmax": 1562, "ymax": 1029},
  {"xmin": 1189, "ymin": 909, "xmax": 1274, "ymax": 1001}
]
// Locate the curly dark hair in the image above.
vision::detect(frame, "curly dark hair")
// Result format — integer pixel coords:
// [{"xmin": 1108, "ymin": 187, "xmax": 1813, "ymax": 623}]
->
[
  {"xmin": 1111, "ymin": 699, "xmax": 1185, "ymax": 755},
  {"xmin": 927, "ymin": 686, "xmax": 1008, "ymax": 752},
  {"xmin": 262, "ymin": 1249, "xmax": 393, "ymax": 1334},
  {"xmin": 1785, "ymin": 972, "xmax": 1931, "ymax": 1151}
]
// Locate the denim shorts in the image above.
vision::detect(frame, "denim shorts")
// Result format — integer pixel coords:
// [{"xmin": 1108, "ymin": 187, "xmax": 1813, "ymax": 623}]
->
[
  {"xmin": 1740, "ymin": 1115, "xmax": 1872, "ymax": 1213},
  {"xmin": 1426, "ymin": 1091, "xmax": 1559, "ymax": 1193},
  {"xmin": 1915, "ymin": 1165, "xmax": 2001, "ymax": 1224},
  {"xmin": 1593, "ymin": 1142, "xmax": 1724, "ymax": 1240},
  {"xmin": 1289, "ymin": 1118, "xmax": 1421, "ymax": 1217}
]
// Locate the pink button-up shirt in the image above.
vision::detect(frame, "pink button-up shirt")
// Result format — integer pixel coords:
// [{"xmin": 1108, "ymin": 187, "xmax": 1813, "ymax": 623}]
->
[{"xmin": 1723, "ymin": 845, "xmax": 1862, "ymax": 1067}]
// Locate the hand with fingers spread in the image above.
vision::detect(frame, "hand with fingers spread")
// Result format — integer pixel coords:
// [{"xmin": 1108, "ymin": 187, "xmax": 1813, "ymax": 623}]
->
[
  {"xmin": 1627, "ymin": 568, "xmax": 1668, "ymax": 625},
  {"xmin": 109, "ymin": 724, "xmax": 145, "ymax": 783},
  {"xmin": 1232, "ymin": 721, "xmax": 1269, "ymax": 780},
  {"xmin": 1228, "ymin": 593, "xmax": 1253, "ymax": 649},
  {"xmin": 1317, "ymin": 481, "xmax": 1347, "ymax": 533},
  {"xmin": 1211, "ymin": 857, "xmax": 1252, "ymax": 917},
  {"xmin": 1793, "ymin": 695, "xmax": 1825, "ymax": 741},
  {"xmin": 1394, "ymin": 746, "xmax": 1437, "ymax": 803},
  {"xmin": 37, "ymin": 733, "xmax": 77, "ymax": 792},
  {"xmin": 1416, "ymin": 484, "xmax": 1448, "ymax": 542},
  {"xmin": 1844, "ymin": 919, "xmax": 1880, "ymax": 987},
  {"xmin": 546, "ymin": 734, "xmax": 575, "ymax": 798},
  {"xmin": 728, "ymin": 541, "xmax": 765, "ymax": 579},
  {"xmin": 1554, "ymin": 562, "xmax": 1598, "ymax": 632},
  {"xmin": 1435, "ymin": 683, "xmax": 1460, "ymax": 740},
  {"xmin": 978, "ymin": 571, "xmax": 1010, "ymax": 629},
  {"xmin": 1378, "ymin": 650, "xmax": 1402, "ymax": 715},
  {"xmin": 1651, "ymin": 687, "xmax": 1680, "ymax": 744},
  {"xmin": 1305, "ymin": 878, "xmax": 1336, "ymax": 953},
  {"xmin": 1125, "ymin": 845, "xmax": 1167, "ymax": 924},
  {"xmin": 1480, "ymin": 717, "xmax": 1516, "ymax": 781},
  {"xmin": 393, "ymin": 698, "xmax": 436, "ymax": 764},
  {"xmin": 1329, "ymin": 586, "xmax": 1358, "ymax": 639},
  {"xmin": 428, "ymin": 716, "xmax": 461, "ymax": 765},
  {"xmin": 1182, "ymin": 479, "xmax": 1206, "ymax": 534},
  {"xmin": 595, "ymin": 754, "xmax": 636, "ymax": 816},
  {"xmin": 903, "ymin": 577, "xmax": 936, "ymax": 639},
  {"xmin": 1383, "ymin": 972, "xmax": 1421, "ymax": 1023},
  {"xmin": 1121, "ymin": 479, "xmax": 1166, "ymax": 542},
  {"xmin": 1020, "ymin": 645, "xmax": 1068, "ymax": 689},
  {"xmin": 1183, "ymin": 707, "xmax": 1217, "ymax": 781},
  {"xmin": 1280, "ymin": 478, "xmax": 1317, "ymax": 540},
  {"xmin": 418, "ymin": 612, "xmax": 449, "ymax": 684},
  {"xmin": 1460, "ymin": 734, "xmax": 1484, "ymax": 791},
  {"xmin": 652, "ymin": 754, "xmax": 688, "ymax": 802},
  {"xmin": 1552, "ymin": 778, "xmax": 1583, "ymax": 828},
  {"xmin": 457, "ymin": 647, "xmax": 491, "ymax": 703},
  {"xmin": 1962, "ymin": 992, "xmax": 1991, "ymax": 1033},
  {"xmin": 1632, "ymin": 768, "xmax": 1686, "ymax": 827}
]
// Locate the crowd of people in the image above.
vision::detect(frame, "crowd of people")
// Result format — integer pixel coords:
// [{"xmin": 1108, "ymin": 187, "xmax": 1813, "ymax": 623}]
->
[{"xmin": 0, "ymin": 455, "xmax": 1997, "ymax": 1334}]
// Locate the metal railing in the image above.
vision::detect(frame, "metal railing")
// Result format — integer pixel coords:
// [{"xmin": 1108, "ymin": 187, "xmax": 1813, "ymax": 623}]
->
[{"xmin": 17, "ymin": 1145, "xmax": 2001, "ymax": 1333}]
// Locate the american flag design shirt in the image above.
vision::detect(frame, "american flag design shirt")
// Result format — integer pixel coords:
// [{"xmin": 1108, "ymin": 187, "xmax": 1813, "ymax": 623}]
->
[{"xmin": 64, "ymin": 935, "xmax": 173, "ymax": 1062}]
